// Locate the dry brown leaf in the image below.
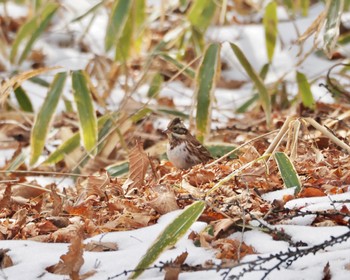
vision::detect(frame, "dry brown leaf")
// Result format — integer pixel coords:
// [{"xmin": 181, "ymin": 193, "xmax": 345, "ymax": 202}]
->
[
  {"xmin": 164, "ymin": 252, "xmax": 188, "ymax": 280},
  {"xmin": 0, "ymin": 185, "xmax": 11, "ymax": 210},
  {"xmin": 299, "ymin": 187, "xmax": 326, "ymax": 198},
  {"xmin": 126, "ymin": 141, "xmax": 150, "ymax": 191},
  {"xmin": 148, "ymin": 185, "xmax": 179, "ymax": 214},
  {"xmin": 50, "ymin": 185, "xmax": 62, "ymax": 216},
  {"xmin": 46, "ymin": 229, "xmax": 84, "ymax": 278},
  {"xmin": 84, "ymin": 241, "xmax": 118, "ymax": 252},
  {"xmin": 213, "ymin": 239, "xmax": 255, "ymax": 260},
  {"xmin": 0, "ymin": 66, "xmax": 61, "ymax": 105},
  {"xmin": 0, "ymin": 249, "xmax": 13, "ymax": 268},
  {"xmin": 322, "ymin": 262, "xmax": 331, "ymax": 280}
]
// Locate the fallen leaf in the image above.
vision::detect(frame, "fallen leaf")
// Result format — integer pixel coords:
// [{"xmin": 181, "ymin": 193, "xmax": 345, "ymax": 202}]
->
[
  {"xmin": 126, "ymin": 141, "xmax": 149, "ymax": 191},
  {"xmin": 148, "ymin": 185, "xmax": 179, "ymax": 214},
  {"xmin": 46, "ymin": 229, "xmax": 84, "ymax": 279},
  {"xmin": 164, "ymin": 252, "xmax": 188, "ymax": 280},
  {"xmin": 84, "ymin": 241, "xmax": 118, "ymax": 252},
  {"xmin": 322, "ymin": 262, "xmax": 331, "ymax": 280},
  {"xmin": 299, "ymin": 187, "xmax": 326, "ymax": 198}
]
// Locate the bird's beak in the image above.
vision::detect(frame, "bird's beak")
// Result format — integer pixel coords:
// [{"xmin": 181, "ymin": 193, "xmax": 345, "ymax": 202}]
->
[{"xmin": 162, "ymin": 128, "xmax": 169, "ymax": 134}]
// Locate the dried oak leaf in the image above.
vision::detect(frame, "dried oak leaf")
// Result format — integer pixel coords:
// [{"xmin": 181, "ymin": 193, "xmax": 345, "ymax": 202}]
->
[
  {"xmin": 213, "ymin": 239, "xmax": 255, "ymax": 260},
  {"xmin": 164, "ymin": 252, "xmax": 188, "ymax": 280},
  {"xmin": 124, "ymin": 141, "xmax": 149, "ymax": 191},
  {"xmin": 46, "ymin": 230, "xmax": 84, "ymax": 278},
  {"xmin": 84, "ymin": 241, "xmax": 118, "ymax": 252},
  {"xmin": 0, "ymin": 249, "xmax": 13, "ymax": 268},
  {"xmin": 148, "ymin": 185, "xmax": 179, "ymax": 214},
  {"xmin": 299, "ymin": 187, "xmax": 326, "ymax": 198}
]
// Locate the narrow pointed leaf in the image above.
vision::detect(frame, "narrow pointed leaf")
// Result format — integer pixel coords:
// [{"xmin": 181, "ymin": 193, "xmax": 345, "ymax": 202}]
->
[
  {"xmin": 72, "ymin": 70, "xmax": 98, "ymax": 156},
  {"xmin": 230, "ymin": 43, "xmax": 271, "ymax": 127},
  {"xmin": 263, "ymin": 1, "xmax": 278, "ymax": 62},
  {"xmin": 105, "ymin": 0, "xmax": 132, "ymax": 51},
  {"xmin": 44, "ymin": 115, "xmax": 110, "ymax": 165},
  {"xmin": 296, "ymin": 71, "xmax": 315, "ymax": 109},
  {"xmin": 158, "ymin": 53, "xmax": 196, "ymax": 79},
  {"xmin": 187, "ymin": 0, "xmax": 217, "ymax": 32},
  {"xmin": 131, "ymin": 201, "xmax": 206, "ymax": 279},
  {"xmin": 106, "ymin": 161, "xmax": 129, "ymax": 177},
  {"xmin": 30, "ymin": 72, "xmax": 67, "ymax": 165},
  {"xmin": 147, "ymin": 73, "xmax": 164, "ymax": 98},
  {"xmin": 275, "ymin": 152, "xmax": 301, "ymax": 194},
  {"xmin": 324, "ymin": 0, "xmax": 344, "ymax": 58},
  {"xmin": 195, "ymin": 43, "xmax": 221, "ymax": 142},
  {"xmin": 14, "ymin": 86, "xmax": 33, "ymax": 112},
  {"xmin": 11, "ymin": 3, "xmax": 59, "ymax": 64}
]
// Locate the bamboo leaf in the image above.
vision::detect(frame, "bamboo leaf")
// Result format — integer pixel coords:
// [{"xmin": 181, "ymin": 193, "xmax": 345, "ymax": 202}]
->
[
  {"xmin": 6, "ymin": 148, "xmax": 28, "ymax": 172},
  {"xmin": 72, "ymin": 70, "xmax": 98, "ymax": 156},
  {"xmin": 296, "ymin": 71, "xmax": 315, "ymax": 109},
  {"xmin": 230, "ymin": 43, "xmax": 271, "ymax": 127},
  {"xmin": 187, "ymin": 0, "xmax": 217, "ymax": 32},
  {"xmin": 14, "ymin": 86, "xmax": 33, "ymax": 112},
  {"xmin": 105, "ymin": 0, "xmax": 132, "ymax": 52},
  {"xmin": 131, "ymin": 201, "xmax": 206, "ymax": 279},
  {"xmin": 71, "ymin": 0, "xmax": 105, "ymax": 22},
  {"xmin": 158, "ymin": 53, "xmax": 196, "ymax": 79},
  {"xmin": 147, "ymin": 73, "xmax": 164, "ymax": 98},
  {"xmin": 195, "ymin": 43, "xmax": 221, "ymax": 142},
  {"xmin": 263, "ymin": 1, "xmax": 278, "ymax": 62},
  {"xmin": 30, "ymin": 72, "xmax": 67, "ymax": 165},
  {"xmin": 44, "ymin": 115, "xmax": 110, "ymax": 165},
  {"xmin": 106, "ymin": 161, "xmax": 129, "ymax": 177},
  {"xmin": 11, "ymin": 3, "xmax": 59, "ymax": 64},
  {"xmin": 275, "ymin": 152, "xmax": 301, "ymax": 194},
  {"xmin": 324, "ymin": 0, "xmax": 344, "ymax": 58}
]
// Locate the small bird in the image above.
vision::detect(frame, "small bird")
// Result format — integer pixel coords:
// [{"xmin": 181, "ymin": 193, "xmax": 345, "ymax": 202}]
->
[{"xmin": 164, "ymin": 118, "xmax": 213, "ymax": 169}]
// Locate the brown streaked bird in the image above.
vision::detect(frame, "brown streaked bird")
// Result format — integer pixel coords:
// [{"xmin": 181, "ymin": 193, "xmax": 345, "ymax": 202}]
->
[{"xmin": 164, "ymin": 118, "xmax": 213, "ymax": 169}]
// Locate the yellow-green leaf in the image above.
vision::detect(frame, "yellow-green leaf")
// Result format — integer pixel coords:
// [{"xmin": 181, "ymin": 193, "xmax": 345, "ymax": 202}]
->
[
  {"xmin": 105, "ymin": 0, "xmax": 132, "ymax": 51},
  {"xmin": 158, "ymin": 53, "xmax": 196, "ymax": 79},
  {"xmin": 296, "ymin": 71, "xmax": 315, "ymax": 109},
  {"xmin": 275, "ymin": 152, "xmax": 301, "ymax": 194},
  {"xmin": 187, "ymin": 0, "xmax": 217, "ymax": 33},
  {"xmin": 263, "ymin": 1, "xmax": 278, "ymax": 62},
  {"xmin": 30, "ymin": 72, "xmax": 67, "ymax": 165},
  {"xmin": 11, "ymin": 3, "xmax": 59, "ymax": 64},
  {"xmin": 131, "ymin": 201, "xmax": 206, "ymax": 279},
  {"xmin": 230, "ymin": 43, "xmax": 271, "ymax": 127},
  {"xmin": 72, "ymin": 70, "xmax": 98, "ymax": 156},
  {"xmin": 195, "ymin": 43, "xmax": 221, "ymax": 142},
  {"xmin": 147, "ymin": 73, "xmax": 164, "ymax": 98},
  {"xmin": 44, "ymin": 115, "xmax": 111, "ymax": 165}
]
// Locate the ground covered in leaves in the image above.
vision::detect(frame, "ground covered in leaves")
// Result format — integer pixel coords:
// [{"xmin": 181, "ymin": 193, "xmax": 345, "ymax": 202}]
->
[{"xmin": 0, "ymin": 102, "xmax": 350, "ymax": 278}]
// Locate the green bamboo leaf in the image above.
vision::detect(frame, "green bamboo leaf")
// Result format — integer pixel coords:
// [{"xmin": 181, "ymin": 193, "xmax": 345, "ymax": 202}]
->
[
  {"xmin": 275, "ymin": 152, "xmax": 301, "ymax": 194},
  {"xmin": 29, "ymin": 76, "xmax": 50, "ymax": 87},
  {"xmin": 131, "ymin": 107, "xmax": 153, "ymax": 122},
  {"xmin": 195, "ymin": 43, "xmax": 220, "ymax": 142},
  {"xmin": 44, "ymin": 115, "xmax": 110, "ymax": 165},
  {"xmin": 105, "ymin": 0, "xmax": 132, "ymax": 51},
  {"xmin": 157, "ymin": 108, "xmax": 188, "ymax": 118},
  {"xmin": 30, "ymin": 72, "xmax": 67, "ymax": 165},
  {"xmin": 147, "ymin": 73, "xmax": 164, "ymax": 98},
  {"xmin": 187, "ymin": 0, "xmax": 217, "ymax": 32},
  {"xmin": 301, "ymin": 0, "xmax": 310, "ymax": 16},
  {"xmin": 14, "ymin": 86, "xmax": 33, "ymax": 112},
  {"xmin": 296, "ymin": 71, "xmax": 315, "ymax": 109},
  {"xmin": 131, "ymin": 201, "xmax": 206, "ymax": 279},
  {"xmin": 236, "ymin": 94, "xmax": 259, "ymax": 113},
  {"xmin": 263, "ymin": 1, "xmax": 278, "ymax": 62},
  {"xmin": 230, "ymin": 43, "xmax": 271, "ymax": 127},
  {"xmin": 11, "ymin": 3, "xmax": 59, "ymax": 64},
  {"xmin": 71, "ymin": 0, "xmax": 105, "ymax": 22},
  {"xmin": 72, "ymin": 70, "xmax": 98, "ymax": 156},
  {"xmin": 324, "ymin": 0, "xmax": 344, "ymax": 58},
  {"xmin": 158, "ymin": 53, "xmax": 196, "ymax": 79},
  {"xmin": 106, "ymin": 161, "xmax": 129, "ymax": 177}
]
